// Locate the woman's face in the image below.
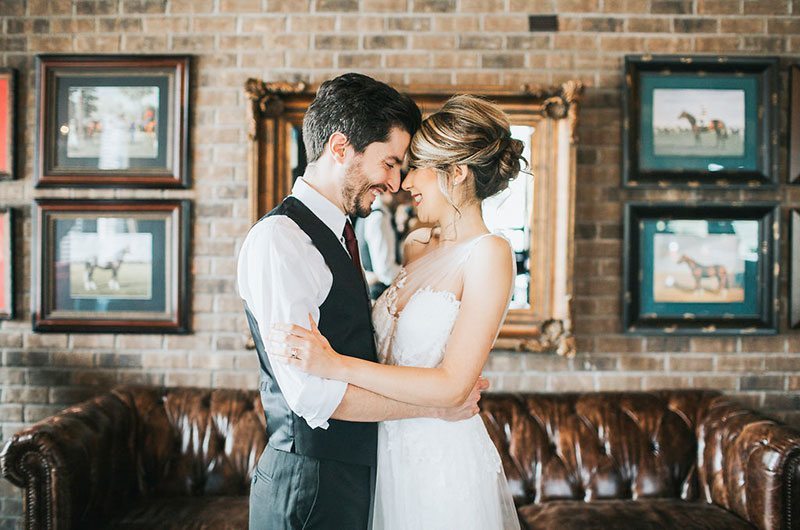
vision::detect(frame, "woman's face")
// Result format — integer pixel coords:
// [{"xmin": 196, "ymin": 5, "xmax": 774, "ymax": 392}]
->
[{"xmin": 400, "ymin": 166, "xmax": 450, "ymax": 225}]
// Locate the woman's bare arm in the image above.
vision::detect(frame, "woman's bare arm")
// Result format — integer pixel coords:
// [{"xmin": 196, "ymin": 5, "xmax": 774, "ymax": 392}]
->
[{"xmin": 270, "ymin": 236, "xmax": 513, "ymax": 408}]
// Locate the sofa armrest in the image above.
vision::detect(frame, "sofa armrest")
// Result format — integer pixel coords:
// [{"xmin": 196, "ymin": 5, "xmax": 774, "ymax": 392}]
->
[
  {"xmin": 0, "ymin": 390, "xmax": 139, "ymax": 530},
  {"xmin": 697, "ymin": 396, "xmax": 800, "ymax": 530}
]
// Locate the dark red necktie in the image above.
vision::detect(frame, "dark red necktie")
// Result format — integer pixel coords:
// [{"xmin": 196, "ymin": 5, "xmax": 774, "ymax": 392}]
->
[{"xmin": 343, "ymin": 220, "xmax": 363, "ymax": 273}]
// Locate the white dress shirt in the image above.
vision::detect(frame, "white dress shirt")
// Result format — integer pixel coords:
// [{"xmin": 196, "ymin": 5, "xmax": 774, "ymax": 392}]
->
[
  {"xmin": 362, "ymin": 198, "xmax": 402, "ymax": 286},
  {"xmin": 236, "ymin": 178, "xmax": 350, "ymax": 430}
]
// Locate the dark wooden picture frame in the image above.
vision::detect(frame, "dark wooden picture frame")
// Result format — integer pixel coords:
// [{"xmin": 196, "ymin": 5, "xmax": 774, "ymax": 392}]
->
[
  {"xmin": 623, "ymin": 202, "xmax": 779, "ymax": 335},
  {"xmin": 791, "ymin": 64, "xmax": 800, "ymax": 184},
  {"xmin": 35, "ymin": 55, "xmax": 190, "ymax": 188},
  {"xmin": 32, "ymin": 199, "xmax": 191, "ymax": 333},
  {"xmin": 0, "ymin": 208, "xmax": 13, "ymax": 320},
  {"xmin": 0, "ymin": 68, "xmax": 15, "ymax": 180},
  {"xmin": 791, "ymin": 209, "xmax": 800, "ymax": 329},
  {"xmin": 623, "ymin": 55, "xmax": 779, "ymax": 189}
]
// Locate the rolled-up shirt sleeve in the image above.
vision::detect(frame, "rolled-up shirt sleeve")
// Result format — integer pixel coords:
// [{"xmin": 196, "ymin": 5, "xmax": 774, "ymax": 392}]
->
[{"xmin": 237, "ymin": 216, "xmax": 347, "ymax": 429}]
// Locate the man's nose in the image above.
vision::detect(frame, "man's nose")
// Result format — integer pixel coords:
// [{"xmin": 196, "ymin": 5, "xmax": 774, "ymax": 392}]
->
[{"xmin": 387, "ymin": 169, "xmax": 401, "ymax": 193}]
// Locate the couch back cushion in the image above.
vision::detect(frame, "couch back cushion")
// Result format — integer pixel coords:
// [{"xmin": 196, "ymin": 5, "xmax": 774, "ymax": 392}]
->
[
  {"xmin": 115, "ymin": 387, "xmax": 267, "ymax": 497},
  {"xmin": 479, "ymin": 391, "xmax": 721, "ymax": 506},
  {"xmin": 118, "ymin": 387, "xmax": 720, "ymax": 504}
]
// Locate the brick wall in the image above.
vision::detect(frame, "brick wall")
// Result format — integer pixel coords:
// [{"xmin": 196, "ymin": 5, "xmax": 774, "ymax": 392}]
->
[{"xmin": 1, "ymin": 0, "xmax": 799, "ymax": 525}]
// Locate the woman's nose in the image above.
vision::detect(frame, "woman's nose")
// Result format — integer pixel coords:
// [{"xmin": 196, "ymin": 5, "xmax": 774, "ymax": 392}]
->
[{"xmin": 401, "ymin": 171, "xmax": 413, "ymax": 191}]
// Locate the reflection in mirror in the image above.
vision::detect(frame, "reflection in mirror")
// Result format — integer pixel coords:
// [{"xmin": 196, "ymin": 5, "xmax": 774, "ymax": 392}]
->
[
  {"xmin": 482, "ymin": 125, "xmax": 535, "ymax": 310},
  {"xmin": 289, "ymin": 124, "xmax": 306, "ymax": 182}
]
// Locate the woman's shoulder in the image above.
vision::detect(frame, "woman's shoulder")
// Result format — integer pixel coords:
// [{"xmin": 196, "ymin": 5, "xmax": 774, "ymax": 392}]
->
[{"xmin": 465, "ymin": 233, "xmax": 514, "ymax": 273}]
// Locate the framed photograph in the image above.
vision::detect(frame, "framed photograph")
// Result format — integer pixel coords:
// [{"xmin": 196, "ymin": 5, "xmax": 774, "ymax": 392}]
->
[
  {"xmin": 623, "ymin": 55, "xmax": 778, "ymax": 188},
  {"xmin": 791, "ymin": 64, "xmax": 799, "ymax": 184},
  {"xmin": 623, "ymin": 202, "xmax": 779, "ymax": 335},
  {"xmin": 0, "ymin": 209, "xmax": 13, "ymax": 320},
  {"xmin": 0, "ymin": 68, "xmax": 15, "ymax": 180},
  {"xmin": 32, "ymin": 199, "xmax": 190, "ymax": 333},
  {"xmin": 35, "ymin": 55, "xmax": 190, "ymax": 188},
  {"xmin": 791, "ymin": 209, "xmax": 800, "ymax": 329}
]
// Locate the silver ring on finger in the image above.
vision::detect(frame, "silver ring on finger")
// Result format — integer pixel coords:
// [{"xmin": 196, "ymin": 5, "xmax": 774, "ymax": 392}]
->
[{"xmin": 290, "ymin": 347, "xmax": 299, "ymax": 358}]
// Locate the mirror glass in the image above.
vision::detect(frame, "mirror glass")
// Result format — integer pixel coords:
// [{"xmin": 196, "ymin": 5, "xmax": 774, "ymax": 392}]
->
[
  {"xmin": 482, "ymin": 124, "xmax": 535, "ymax": 310},
  {"xmin": 289, "ymin": 123, "xmax": 306, "ymax": 183}
]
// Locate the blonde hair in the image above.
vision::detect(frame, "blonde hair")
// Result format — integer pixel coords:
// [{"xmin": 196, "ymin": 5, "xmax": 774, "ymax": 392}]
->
[{"xmin": 408, "ymin": 94, "xmax": 526, "ymax": 207}]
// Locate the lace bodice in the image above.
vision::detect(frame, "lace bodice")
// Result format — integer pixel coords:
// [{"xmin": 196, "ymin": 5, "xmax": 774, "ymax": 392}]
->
[
  {"xmin": 370, "ymin": 233, "xmax": 522, "ymax": 530},
  {"xmin": 372, "ymin": 233, "xmax": 511, "ymax": 370}
]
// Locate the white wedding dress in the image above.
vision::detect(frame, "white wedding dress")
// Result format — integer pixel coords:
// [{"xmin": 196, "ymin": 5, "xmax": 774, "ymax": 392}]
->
[{"xmin": 370, "ymin": 233, "xmax": 521, "ymax": 530}]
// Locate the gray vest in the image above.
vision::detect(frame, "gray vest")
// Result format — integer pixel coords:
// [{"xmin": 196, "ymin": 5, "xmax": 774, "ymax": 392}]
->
[{"xmin": 244, "ymin": 196, "xmax": 378, "ymax": 466}]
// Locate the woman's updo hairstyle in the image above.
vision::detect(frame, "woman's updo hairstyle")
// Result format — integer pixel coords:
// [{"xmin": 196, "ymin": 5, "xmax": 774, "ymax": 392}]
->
[{"xmin": 408, "ymin": 94, "xmax": 526, "ymax": 204}]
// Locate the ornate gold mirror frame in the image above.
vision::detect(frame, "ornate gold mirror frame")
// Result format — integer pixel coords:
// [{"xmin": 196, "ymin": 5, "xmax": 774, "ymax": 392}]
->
[{"xmin": 244, "ymin": 79, "xmax": 582, "ymax": 356}]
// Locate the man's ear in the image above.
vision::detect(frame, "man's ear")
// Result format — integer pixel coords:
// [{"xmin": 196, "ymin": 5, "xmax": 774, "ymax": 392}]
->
[
  {"xmin": 453, "ymin": 164, "xmax": 469, "ymax": 185},
  {"xmin": 328, "ymin": 132, "xmax": 350, "ymax": 165}
]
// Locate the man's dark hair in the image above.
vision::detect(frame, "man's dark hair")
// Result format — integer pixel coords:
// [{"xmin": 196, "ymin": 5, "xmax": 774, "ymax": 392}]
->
[{"xmin": 302, "ymin": 73, "xmax": 422, "ymax": 163}]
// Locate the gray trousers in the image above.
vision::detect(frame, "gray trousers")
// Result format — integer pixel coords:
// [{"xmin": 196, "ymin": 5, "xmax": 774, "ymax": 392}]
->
[{"xmin": 249, "ymin": 445, "xmax": 373, "ymax": 530}]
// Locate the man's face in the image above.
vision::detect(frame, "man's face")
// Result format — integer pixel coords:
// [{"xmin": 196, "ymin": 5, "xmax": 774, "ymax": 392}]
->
[{"xmin": 341, "ymin": 127, "xmax": 411, "ymax": 218}]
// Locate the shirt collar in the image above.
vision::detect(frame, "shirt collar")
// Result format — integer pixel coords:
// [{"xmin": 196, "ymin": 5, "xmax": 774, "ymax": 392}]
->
[{"xmin": 291, "ymin": 177, "xmax": 349, "ymax": 238}]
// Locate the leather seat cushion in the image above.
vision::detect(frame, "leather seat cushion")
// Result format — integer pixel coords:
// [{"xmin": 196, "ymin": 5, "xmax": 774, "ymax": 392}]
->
[
  {"xmin": 104, "ymin": 496, "xmax": 249, "ymax": 530},
  {"xmin": 519, "ymin": 499, "xmax": 755, "ymax": 530}
]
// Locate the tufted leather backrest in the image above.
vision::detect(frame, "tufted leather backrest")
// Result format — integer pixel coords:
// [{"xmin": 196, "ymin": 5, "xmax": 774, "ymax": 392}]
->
[
  {"xmin": 7, "ymin": 385, "xmax": 799, "ymax": 530},
  {"xmin": 696, "ymin": 395, "xmax": 800, "ymax": 530},
  {"xmin": 111, "ymin": 386, "xmax": 721, "ymax": 507},
  {"xmin": 112, "ymin": 386, "xmax": 268, "ymax": 497},
  {"xmin": 479, "ymin": 390, "xmax": 722, "ymax": 505}
]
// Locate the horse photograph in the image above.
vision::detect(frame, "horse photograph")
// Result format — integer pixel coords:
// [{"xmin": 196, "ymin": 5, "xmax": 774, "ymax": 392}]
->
[
  {"xmin": 651, "ymin": 88, "xmax": 745, "ymax": 158},
  {"xmin": 60, "ymin": 217, "xmax": 153, "ymax": 300},
  {"xmin": 651, "ymin": 220, "xmax": 758, "ymax": 304}
]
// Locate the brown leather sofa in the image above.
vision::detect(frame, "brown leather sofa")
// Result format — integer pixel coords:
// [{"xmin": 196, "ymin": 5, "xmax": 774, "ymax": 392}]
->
[{"xmin": 1, "ymin": 386, "xmax": 798, "ymax": 530}]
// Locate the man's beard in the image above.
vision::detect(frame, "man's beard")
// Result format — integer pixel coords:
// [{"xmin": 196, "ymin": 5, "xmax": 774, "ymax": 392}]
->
[{"xmin": 341, "ymin": 159, "xmax": 383, "ymax": 218}]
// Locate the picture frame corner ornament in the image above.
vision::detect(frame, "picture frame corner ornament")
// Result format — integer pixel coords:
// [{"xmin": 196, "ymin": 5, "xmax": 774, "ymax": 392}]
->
[
  {"xmin": 558, "ymin": 336, "xmax": 577, "ymax": 358},
  {"xmin": 543, "ymin": 96, "xmax": 568, "ymax": 121},
  {"xmin": 245, "ymin": 78, "xmax": 308, "ymax": 140}
]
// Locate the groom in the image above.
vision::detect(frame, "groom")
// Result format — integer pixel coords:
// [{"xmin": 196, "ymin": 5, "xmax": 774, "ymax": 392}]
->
[{"xmin": 237, "ymin": 73, "xmax": 489, "ymax": 530}]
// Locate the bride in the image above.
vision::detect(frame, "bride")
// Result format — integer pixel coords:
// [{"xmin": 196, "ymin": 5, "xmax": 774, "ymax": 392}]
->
[{"xmin": 269, "ymin": 94, "xmax": 524, "ymax": 530}]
